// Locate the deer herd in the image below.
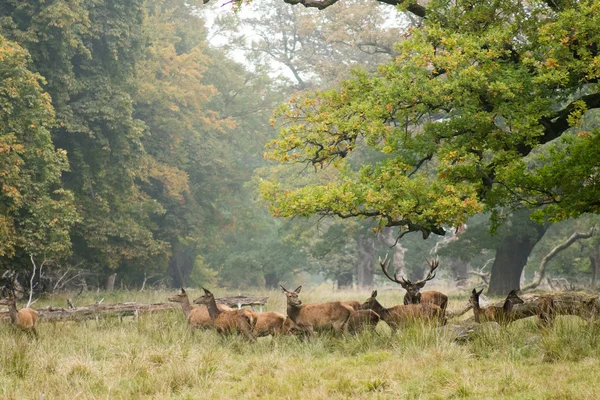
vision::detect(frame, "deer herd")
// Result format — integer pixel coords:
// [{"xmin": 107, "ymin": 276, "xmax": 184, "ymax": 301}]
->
[
  {"xmin": 0, "ymin": 256, "xmax": 589, "ymax": 340},
  {"xmin": 163, "ymin": 257, "xmax": 527, "ymax": 341}
]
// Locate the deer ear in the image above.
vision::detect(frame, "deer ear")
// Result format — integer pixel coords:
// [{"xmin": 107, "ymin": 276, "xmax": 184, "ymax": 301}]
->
[
  {"xmin": 294, "ymin": 286, "xmax": 302, "ymax": 294},
  {"xmin": 477, "ymin": 288, "xmax": 484, "ymax": 296},
  {"xmin": 180, "ymin": 287, "xmax": 186, "ymax": 294},
  {"xmin": 371, "ymin": 290, "xmax": 378, "ymax": 298},
  {"xmin": 202, "ymin": 287, "xmax": 211, "ymax": 295},
  {"xmin": 471, "ymin": 288, "xmax": 477, "ymax": 295},
  {"xmin": 416, "ymin": 281, "xmax": 427, "ymax": 289},
  {"xmin": 280, "ymin": 284, "xmax": 288, "ymax": 293}
]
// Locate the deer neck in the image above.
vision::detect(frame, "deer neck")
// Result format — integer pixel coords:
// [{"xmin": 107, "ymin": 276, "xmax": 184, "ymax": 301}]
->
[
  {"xmin": 472, "ymin": 298, "xmax": 482, "ymax": 323},
  {"xmin": 7, "ymin": 302, "xmax": 18, "ymax": 324},
  {"xmin": 179, "ymin": 297, "xmax": 193, "ymax": 318},
  {"xmin": 205, "ymin": 297, "xmax": 222, "ymax": 321},
  {"xmin": 370, "ymin": 300, "xmax": 389, "ymax": 320},
  {"xmin": 502, "ymin": 298, "xmax": 513, "ymax": 313},
  {"xmin": 286, "ymin": 303, "xmax": 302, "ymax": 323}
]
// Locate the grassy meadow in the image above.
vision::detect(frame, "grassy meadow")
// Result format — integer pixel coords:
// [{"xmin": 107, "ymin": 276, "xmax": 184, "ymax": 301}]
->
[{"xmin": 2, "ymin": 287, "xmax": 600, "ymax": 399}]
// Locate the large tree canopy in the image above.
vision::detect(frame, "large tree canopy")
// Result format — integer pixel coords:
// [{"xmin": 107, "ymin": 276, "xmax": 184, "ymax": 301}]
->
[
  {"xmin": 261, "ymin": 0, "xmax": 600, "ymax": 240},
  {"xmin": 0, "ymin": 35, "xmax": 77, "ymax": 261}
]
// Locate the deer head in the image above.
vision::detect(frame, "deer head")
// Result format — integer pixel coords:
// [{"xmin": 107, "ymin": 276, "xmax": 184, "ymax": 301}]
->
[
  {"xmin": 380, "ymin": 254, "xmax": 439, "ymax": 304},
  {"xmin": 506, "ymin": 289, "xmax": 524, "ymax": 304},
  {"xmin": 469, "ymin": 288, "xmax": 484, "ymax": 308},
  {"xmin": 193, "ymin": 287, "xmax": 215, "ymax": 306},
  {"xmin": 359, "ymin": 290, "xmax": 387, "ymax": 316},
  {"xmin": 167, "ymin": 287, "xmax": 188, "ymax": 303},
  {"xmin": 280, "ymin": 285, "xmax": 302, "ymax": 307}
]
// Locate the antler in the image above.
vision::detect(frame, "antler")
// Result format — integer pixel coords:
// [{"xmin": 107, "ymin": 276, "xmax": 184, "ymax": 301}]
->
[
  {"xmin": 379, "ymin": 254, "xmax": 403, "ymax": 284},
  {"xmin": 415, "ymin": 257, "xmax": 439, "ymax": 285}
]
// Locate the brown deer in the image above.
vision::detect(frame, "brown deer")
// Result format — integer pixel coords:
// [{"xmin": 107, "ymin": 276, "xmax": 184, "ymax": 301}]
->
[
  {"xmin": 280, "ymin": 285, "xmax": 353, "ymax": 335},
  {"xmin": 168, "ymin": 288, "xmax": 232, "ymax": 332},
  {"xmin": 253, "ymin": 311, "xmax": 290, "ymax": 337},
  {"xmin": 0, "ymin": 296, "xmax": 39, "ymax": 337},
  {"xmin": 341, "ymin": 301, "xmax": 362, "ymax": 311},
  {"xmin": 359, "ymin": 290, "xmax": 445, "ymax": 331},
  {"xmin": 380, "ymin": 254, "xmax": 448, "ymax": 312},
  {"xmin": 346, "ymin": 309, "xmax": 381, "ymax": 334},
  {"xmin": 469, "ymin": 288, "xmax": 524, "ymax": 324},
  {"xmin": 193, "ymin": 288, "xmax": 256, "ymax": 341}
]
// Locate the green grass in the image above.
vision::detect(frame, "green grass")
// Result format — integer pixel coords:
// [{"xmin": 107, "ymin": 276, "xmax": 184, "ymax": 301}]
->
[{"xmin": 2, "ymin": 288, "xmax": 600, "ymax": 399}]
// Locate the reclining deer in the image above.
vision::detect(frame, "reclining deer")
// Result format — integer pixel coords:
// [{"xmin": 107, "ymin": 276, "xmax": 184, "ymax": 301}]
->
[
  {"xmin": 193, "ymin": 288, "xmax": 257, "ymax": 341},
  {"xmin": 168, "ymin": 288, "xmax": 232, "ymax": 332},
  {"xmin": 280, "ymin": 285, "xmax": 378, "ymax": 335},
  {"xmin": 380, "ymin": 254, "xmax": 448, "ymax": 313},
  {"xmin": 359, "ymin": 290, "xmax": 445, "ymax": 331},
  {"xmin": 469, "ymin": 288, "xmax": 524, "ymax": 324}
]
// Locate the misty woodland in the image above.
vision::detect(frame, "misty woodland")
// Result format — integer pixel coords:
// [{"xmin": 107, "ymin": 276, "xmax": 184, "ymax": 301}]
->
[{"xmin": 1, "ymin": 0, "xmax": 600, "ymax": 398}]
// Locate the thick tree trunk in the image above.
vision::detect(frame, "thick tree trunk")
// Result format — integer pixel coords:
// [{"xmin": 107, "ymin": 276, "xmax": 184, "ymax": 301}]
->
[
  {"xmin": 264, "ymin": 272, "xmax": 280, "ymax": 289},
  {"xmin": 168, "ymin": 244, "xmax": 195, "ymax": 288},
  {"xmin": 357, "ymin": 236, "xmax": 376, "ymax": 289},
  {"xmin": 592, "ymin": 243, "xmax": 600, "ymax": 286},
  {"xmin": 377, "ymin": 228, "xmax": 407, "ymax": 278},
  {"xmin": 450, "ymin": 258, "xmax": 469, "ymax": 286},
  {"xmin": 105, "ymin": 273, "xmax": 117, "ymax": 292},
  {"xmin": 337, "ymin": 272, "xmax": 353, "ymax": 289},
  {"xmin": 487, "ymin": 212, "xmax": 547, "ymax": 296}
]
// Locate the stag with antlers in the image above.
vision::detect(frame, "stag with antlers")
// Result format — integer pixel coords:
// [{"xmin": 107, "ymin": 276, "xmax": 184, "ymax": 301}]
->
[{"xmin": 379, "ymin": 254, "xmax": 448, "ymax": 312}]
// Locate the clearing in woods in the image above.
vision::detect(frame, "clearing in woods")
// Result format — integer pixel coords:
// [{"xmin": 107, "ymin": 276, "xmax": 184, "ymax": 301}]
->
[{"xmin": 1, "ymin": 288, "xmax": 600, "ymax": 399}]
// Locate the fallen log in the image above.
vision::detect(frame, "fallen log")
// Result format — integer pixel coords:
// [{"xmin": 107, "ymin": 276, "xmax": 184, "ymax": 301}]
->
[
  {"xmin": 463, "ymin": 291, "xmax": 600, "ymax": 324},
  {"xmin": 0, "ymin": 295, "xmax": 272, "ymax": 323},
  {"xmin": 0, "ymin": 302, "xmax": 180, "ymax": 322}
]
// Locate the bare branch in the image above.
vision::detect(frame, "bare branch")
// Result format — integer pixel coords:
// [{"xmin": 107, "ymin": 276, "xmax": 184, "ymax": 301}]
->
[
  {"xmin": 522, "ymin": 226, "xmax": 597, "ymax": 291},
  {"xmin": 27, "ymin": 254, "xmax": 37, "ymax": 308}
]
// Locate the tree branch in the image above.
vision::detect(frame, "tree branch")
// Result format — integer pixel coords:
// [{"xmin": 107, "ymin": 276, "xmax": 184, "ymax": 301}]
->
[
  {"xmin": 522, "ymin": 226, "xmax": 597, "ymax": 291},
  {"xmin": 280, "ymin": 0, "xmax": 426, "ymax": 17},
  {"xmin": 518, "ymin": 93, "xmax": 600, "ymax": 156}
]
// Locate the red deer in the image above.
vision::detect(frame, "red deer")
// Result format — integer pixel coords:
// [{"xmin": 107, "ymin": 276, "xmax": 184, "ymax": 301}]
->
[
  {"xmin": 168, "ymin": 288, "xmax": 232, "ymax": 332},
  {"xmin": 346, "ymin": 309, "xmax": 381, "ymax": 334},
  {"xmin": 359, "ymin": 290, "xmax": 445, "ymax": 331},
  {"xmin": 469, "ymin": 288, "xmax": 524, "ymax": 324},
  {"xmin": 380, "ymin": 254, "xmax": 448, "ymax": 312},
  {"xmin": 193, "ymin": 288, "xmax": 256, "ymax": 341},
  {"xmin": 0, "ymin": 296, "xmax": 39, "ymax": 337},
  {"xmin": 280, "ymin": 285, "xmax": 353, "ymax": 335},
  {"xmin": 341, "ymin": 301, "xmax": 361, "ymax": 311},
  {"xmin": 253, "ymin": 311, "xmax": 290, "ymax": 337}
]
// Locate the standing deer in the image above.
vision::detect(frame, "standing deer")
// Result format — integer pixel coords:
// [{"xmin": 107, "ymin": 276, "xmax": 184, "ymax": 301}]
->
[
  {"xmin": 168, "ymin": 288, "xmax": 232, "ymax": 332},
  {"xmin": 0, "ymin": 296, "xmax": 39, "ymax": 337},
  {"xmin": 380, "ymin": 254, "xmax": 448, "ymax": 312},
  {"xmin": 359, "ymin": 290, "xmax": 445, "ymax": 331},
  {"xmin": 193, "ymin": 288, "xmax": 256, "ymax": 341},
  {"xmin": 469, "ymin": 288, "xmax": 524, "ymax": 324},
  {"xmin": 280, "ymin": 285, "xmax": 353, "ymax": 335}
]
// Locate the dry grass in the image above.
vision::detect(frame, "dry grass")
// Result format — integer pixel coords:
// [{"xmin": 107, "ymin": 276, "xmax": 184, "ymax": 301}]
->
[{"xmin": 2, "ymin": 287, "xmax": 600, "ymax": 399}]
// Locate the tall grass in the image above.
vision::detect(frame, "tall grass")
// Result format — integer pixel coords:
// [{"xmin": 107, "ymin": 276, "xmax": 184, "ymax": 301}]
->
[{"xmin": 2, "ymin": 288, "xmax": 600, "ymax": 398}]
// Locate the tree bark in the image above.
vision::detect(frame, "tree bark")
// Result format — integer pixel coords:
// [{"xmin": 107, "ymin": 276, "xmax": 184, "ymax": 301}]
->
[
  {"xmin": 336, "ymin": 272, "xmax": 353, "ymax": 289},
  {"xmin": 168, "ymin": 244, "xmax": 195, "ymax": 288},
  {"xmin": 487, "ymin": 212, "xmax": 547, "ymax": 296},
  {"xmin": 105, "ymin": 273, "xmax": 117, "ymax": 292},
  {"xmin": 592, "ymin": 243, "xmax": 600, "ymax": 287},
  {"xmin": 357, "ymin": 236, "xmax": 376, "ymax": 289},
  {"xmin": 264, "ymin": 272, "xmax": 280, "ymax": 289}
]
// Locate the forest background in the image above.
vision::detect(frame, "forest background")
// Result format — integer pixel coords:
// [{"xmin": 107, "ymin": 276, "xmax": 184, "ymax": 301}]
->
[{"xmin": 1, "ymin": 0, "xmax": 599, "ymax": 297}]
